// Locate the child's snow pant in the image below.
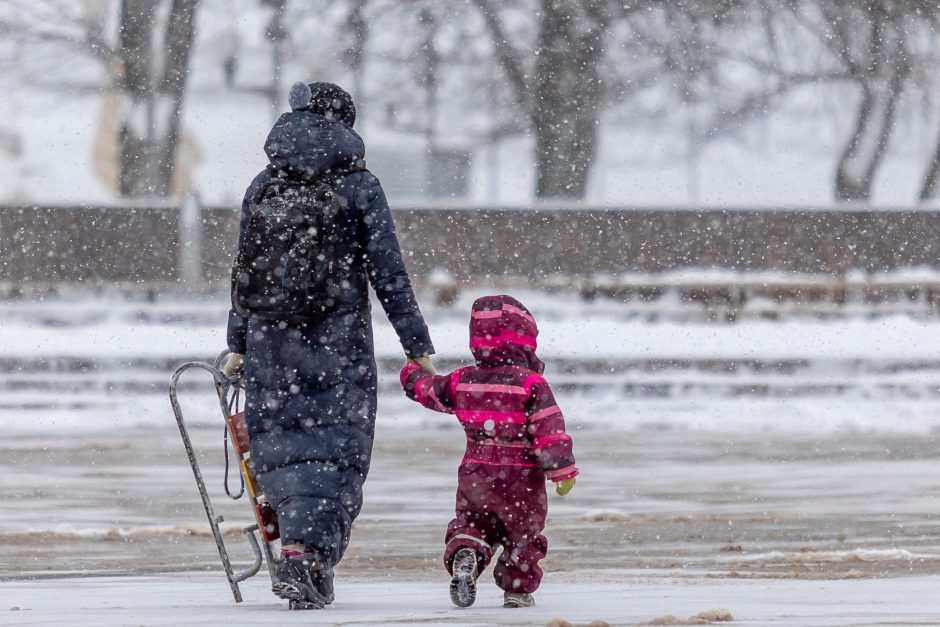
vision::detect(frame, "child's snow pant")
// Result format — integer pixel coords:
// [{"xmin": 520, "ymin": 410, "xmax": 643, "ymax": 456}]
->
[{"xmin": 443, "ymin": 463, "xmax": 549, "ymax": 594}]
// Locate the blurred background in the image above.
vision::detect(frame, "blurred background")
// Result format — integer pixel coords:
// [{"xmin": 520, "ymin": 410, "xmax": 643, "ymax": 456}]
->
[{"xmin": 4, "ymin": 0, "xmax": 940, "ymax": 206}]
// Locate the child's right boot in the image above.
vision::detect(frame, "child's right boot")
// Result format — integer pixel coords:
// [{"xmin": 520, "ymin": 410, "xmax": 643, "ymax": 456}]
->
[
  {"xmin": 503, "ymin": 591, "xmax": 535, "ymax": 608},
  {"xmin": 449, "ymin": 548, "xmax": 479, "ymax": 608}
]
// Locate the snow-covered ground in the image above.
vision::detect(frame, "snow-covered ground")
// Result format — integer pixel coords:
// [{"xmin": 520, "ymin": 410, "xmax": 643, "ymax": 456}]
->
[
  {"xmin": 5, "ymin": 289, "xmax": 940, "ymax": 435},
  {"xmin": 5, "ymin": 572, "xmax": 940, "ymax": 625},
  {"xmin": 3, "ymin": 426, "xmax": 940, "ymax": 625},
  {"xmin": 3, "ymin": 294, "xmax": 940, "ymax": 624}
]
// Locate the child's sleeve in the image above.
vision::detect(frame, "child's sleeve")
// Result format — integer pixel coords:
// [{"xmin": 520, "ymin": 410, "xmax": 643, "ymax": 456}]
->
[
  {"xmin": 525, "ymin": 376, "xmax": 578, "ymax": 482},
  {"xmin": 400, "ymin": 362, "xmax": 457, "ymax": 414}
]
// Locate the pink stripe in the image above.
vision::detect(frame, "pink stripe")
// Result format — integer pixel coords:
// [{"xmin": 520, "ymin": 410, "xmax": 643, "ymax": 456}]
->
[
  {"xmin": 546, "ymin": 464, "xmax": 578, "ymax": 480},
  {"xmin": 456, "ymin": 382, "xmax": 527, "ymax": 395},
  {"xmin": 533, "ymin": 433, "xmax": 571, "ymax": 449},
  {"xmin": 528, "ymin": 406, "xmax": 561, "ymax": 423},
  {"xmin": 471, "ymin": 309, "xmax": 503, "ymax": 319},
  {"xmin": 473, "ymin": 439, "xmax": 532, "ymax": 449},
  {"xmin": 450, "ymin": 368, "xmax": 464, "ymax": 400},
  {"xmin": 462, "ymin": 457, "xmax": 539, "ymax": 468},
  {"xmin": 470, "ymin": 331, "xmax": 537, "ymax": 350},
  {"xmin": 502, "ymin": 303, "xmax": 536, "ymax": 324},
  {"xmin": 456, "ymin": 409, "xmax": 527, "ymax": 424},
  {"xmin": 523, "ymin": 374, "xmax": 546, "ymax": 395}
]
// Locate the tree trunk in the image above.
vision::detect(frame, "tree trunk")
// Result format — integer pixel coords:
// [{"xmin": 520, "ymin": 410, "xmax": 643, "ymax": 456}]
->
[
  {"xmin": 919, "ymin": 126, "xmax": 940, "ymax": 201},
  {"xmin": 345, "ymin": 0, "xmax": 368, "ymax": 118},
  {"xmin": 834, "ymin": 75, "xmax": 903, "ymax": 202},
  {"xmin": 154, "ymin": 0, "xmax": 199, "ymax": 197},
  {"xmin": 117, "ymin": 0, "xmax": 199, "ymax": 198},
  {"xmin": 834, "ymin": 12, "xmax": 905, "ymax": 203},
  {"xmin": 118, "ymin": 0, "xmax": 158, "ymax": 197},
  {"xmin": 532, "ymin": 0, "xmax": 605, "ymax": 199},
  {"xmin": 473, "ymin": 0, "xmax": 606, "ymax": 199}
]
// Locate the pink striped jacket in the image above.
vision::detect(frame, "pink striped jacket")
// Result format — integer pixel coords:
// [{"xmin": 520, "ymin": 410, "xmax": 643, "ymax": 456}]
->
[{"xmin": 400, "ymin": 295, "xmax": 578, "ymax": 482}]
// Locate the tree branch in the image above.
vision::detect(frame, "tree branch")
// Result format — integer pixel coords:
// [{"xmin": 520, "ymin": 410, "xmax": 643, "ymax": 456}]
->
[{"xmin": 471, "ymin": 0, "xmax": 530, "ymax": 109}]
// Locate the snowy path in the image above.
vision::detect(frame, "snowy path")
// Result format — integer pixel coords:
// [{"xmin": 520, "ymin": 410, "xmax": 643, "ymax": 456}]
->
[
  {"xmin": 4, "ymin": 428, "xmax": 940, "ymax": 624},
  {"xmin": 3, "ymin": 571, "xmax": 940, "ymax": 625},
  {"xmin": 4, "ymin": 297, "xmax": 940, "ymax": 624}
]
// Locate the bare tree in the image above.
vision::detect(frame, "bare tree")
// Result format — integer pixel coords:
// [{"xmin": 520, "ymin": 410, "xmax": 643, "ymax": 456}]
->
[
  {"xmin": 913, "ymin": 10, "xmax": 940, "ymax": 200},
  {"xmin": 920, "ymin": 126, "xmax": 940, "ymax": 201},
  {"xmin": 0, "ymin": 0, "xmax": 200, "ymax": 198},
  {"xmin": 472, "ymin": 0, "xmax": 613, "ymax": 199},
  {"xmin": 808, "ymin": 1, "xmax": 910, "ymax": 202},
  {"xmin": 676, "ymin": 0, "xmax": 926, "ymax": 203},
  {"xmin": 343, "ymin": 0, "xmax": 369, "ymax": 112},
  {"xmin": 117, "ymin": 0, "xmax": 200, "ymax": 197}
]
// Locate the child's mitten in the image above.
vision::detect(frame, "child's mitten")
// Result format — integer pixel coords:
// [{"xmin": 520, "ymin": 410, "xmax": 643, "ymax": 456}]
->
[{"xmin": 555, "ymin": 478, "xmax": 576, "ymax": 496}]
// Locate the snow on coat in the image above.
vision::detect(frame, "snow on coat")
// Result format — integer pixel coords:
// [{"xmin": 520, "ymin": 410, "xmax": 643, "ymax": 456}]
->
[{"xmin": 227, "ymin": 110, "xmax": 434, "ymax": 565}]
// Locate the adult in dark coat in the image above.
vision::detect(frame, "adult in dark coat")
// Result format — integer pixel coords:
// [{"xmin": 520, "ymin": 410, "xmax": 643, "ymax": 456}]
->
[{"xmin": 224, "ymin": 82, "xmax": 435, "ymax": 608}]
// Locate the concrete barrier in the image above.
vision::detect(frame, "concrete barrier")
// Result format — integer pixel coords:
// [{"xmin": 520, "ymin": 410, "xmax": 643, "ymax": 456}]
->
[
  {"xmin": 1, "ymin": 205, "xmax": 179, "ymax": 285},
  {"xmin": 3, "ymin": 204, "xmax": 940, "ymax": 294}
]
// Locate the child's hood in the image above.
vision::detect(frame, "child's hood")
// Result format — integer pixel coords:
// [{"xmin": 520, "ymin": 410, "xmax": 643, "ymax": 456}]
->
[{"xmin": 469, "ymin": 295, "xmax": 545, "ymax": 373}]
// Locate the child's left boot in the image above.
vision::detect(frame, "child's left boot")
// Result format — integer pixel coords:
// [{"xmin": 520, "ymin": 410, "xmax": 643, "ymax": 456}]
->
[
  {"xmin": 503, "ymin": 591, "xmax": 535, "ymax": 608},
  {"xmin": 449, "ymin": 548, "xmax": 479, "ymax": 608}
]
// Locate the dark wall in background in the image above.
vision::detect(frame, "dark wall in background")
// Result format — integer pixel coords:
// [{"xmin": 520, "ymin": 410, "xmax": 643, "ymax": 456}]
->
[
  {"xmin": 2, "ymin": 206, "xmax": 180, "ymax": 284},
  {"xmin": 3, "ymin": 205, "xmax": 940, "ymax": 290}
]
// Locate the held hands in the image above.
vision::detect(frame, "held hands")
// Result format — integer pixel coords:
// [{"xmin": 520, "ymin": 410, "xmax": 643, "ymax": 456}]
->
[
  {"xmin": 410, "ymin": 356, "xmax": 437, "ymax": 375},
  {"xmin": 555, "ymin": 478, "xmax": 576, "ymax": 496},
  {"xmin": 222, "ymin": 352, "xmax": 245, "ymax": 378}
]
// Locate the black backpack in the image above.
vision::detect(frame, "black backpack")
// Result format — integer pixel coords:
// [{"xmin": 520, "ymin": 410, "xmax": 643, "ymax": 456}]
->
[{"xmin": 231, "ymin": 166, "xmax": 360, "ymax": 321}]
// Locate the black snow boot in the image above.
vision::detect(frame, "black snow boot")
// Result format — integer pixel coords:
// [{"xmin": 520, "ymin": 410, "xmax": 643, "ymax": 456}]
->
[
  {"xmin": 449, "ymin": 548, "xmax": 478, "ymax": 608},
  {"xmin": 272, "ymin": 552, "xmax": 331, "ymax": 609},
  {"xmin": 311, "ymin": 562, "xmax": 335, "ymax": 605}
]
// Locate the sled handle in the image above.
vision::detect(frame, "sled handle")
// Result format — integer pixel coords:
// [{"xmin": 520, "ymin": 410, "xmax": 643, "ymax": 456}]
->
[
  {"xmin": 214, "ymin": 349, "xmax": 244, "ymax": 388},
  {"xmin": 233, "ymin": 525, "xmax": 265, "ymax": 583}
]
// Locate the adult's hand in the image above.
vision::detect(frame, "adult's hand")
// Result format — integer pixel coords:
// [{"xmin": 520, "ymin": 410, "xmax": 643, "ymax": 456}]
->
[
  {"xmin": 223, "ymin": 352, "xmax": 245, "ymax": 378},
  {"xmin": 411, "ymin": 356, "xmax": 437, "ymax": 375}
]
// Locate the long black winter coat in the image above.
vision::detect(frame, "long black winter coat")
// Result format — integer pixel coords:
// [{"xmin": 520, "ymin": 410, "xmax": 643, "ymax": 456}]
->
[{"xmin": 226, "ymin": 111, "xmax": 434, "ymax": 565}]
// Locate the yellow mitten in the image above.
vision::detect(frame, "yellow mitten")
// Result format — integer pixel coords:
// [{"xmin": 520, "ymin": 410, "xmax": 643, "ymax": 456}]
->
[{"xmin": 555, "ymin": 478, "xmax": 576, "ymax": 496}]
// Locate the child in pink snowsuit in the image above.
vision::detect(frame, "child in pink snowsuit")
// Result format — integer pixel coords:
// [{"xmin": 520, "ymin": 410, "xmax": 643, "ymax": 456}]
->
[{"xmin": 400, "ymin": 294, "xmax": 578, "ymax": 608}]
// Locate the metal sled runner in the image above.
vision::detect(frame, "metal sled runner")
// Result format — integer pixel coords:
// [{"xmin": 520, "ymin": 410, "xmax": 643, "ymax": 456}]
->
[{"xmin": 168, "ymin": 351, "xmax": 280, "ymax": 603}]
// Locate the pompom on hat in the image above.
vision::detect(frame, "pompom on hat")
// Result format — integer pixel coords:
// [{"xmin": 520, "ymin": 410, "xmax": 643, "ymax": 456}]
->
[{"xmin": 288, "ymin": 81, "xmax": 356, "ymax": 128}]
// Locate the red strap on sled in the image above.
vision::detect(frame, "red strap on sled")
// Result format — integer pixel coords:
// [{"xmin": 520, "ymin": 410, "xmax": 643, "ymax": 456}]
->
[
  {"xmin": 257, "ymin": 501, "xmax": 280, "ymax": 542},
  {"xmin": 226, "ymin": 397, "xmax": 251, "ymax": 457}
]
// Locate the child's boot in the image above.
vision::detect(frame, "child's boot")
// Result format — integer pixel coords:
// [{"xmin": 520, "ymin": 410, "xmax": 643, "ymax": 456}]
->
[
  {"xmin": 504, "ymin": 591, "xmax": 535, "ymax": 608},
  {"xmin": 449, "ymin": 548, "xmax": 479, "ymax": 608}
]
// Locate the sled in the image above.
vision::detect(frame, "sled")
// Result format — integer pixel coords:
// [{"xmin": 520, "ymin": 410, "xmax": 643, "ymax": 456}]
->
[{"xmin": 168, "ymin": 350, "xmax": 280, "ymax": 603}]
